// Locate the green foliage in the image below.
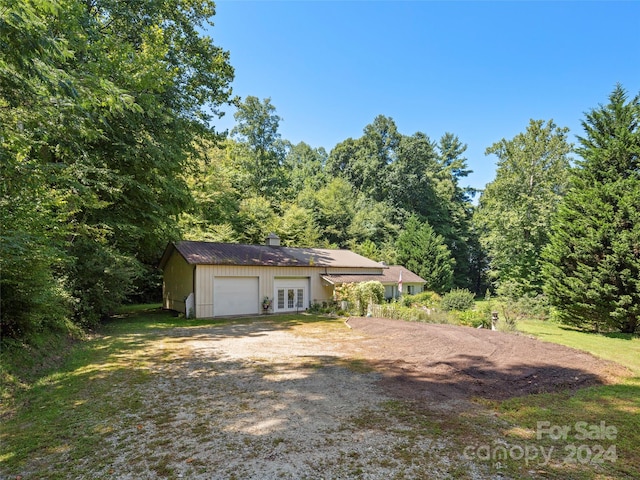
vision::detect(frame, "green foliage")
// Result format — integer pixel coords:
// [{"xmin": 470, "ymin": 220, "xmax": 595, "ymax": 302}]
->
[
  {"xmin": 440, "ymin": 288, "xmax": 476, "ymax": 312},
  {"xmin": 310, "ymin": 177, "xmax": 357, "ymax": 247},
  {"xmin": 544, "ymin": 86, "xmax": 640, "ymax": 333},
  {"xmin": 277, "ymin": 204, "xmax": 320, "ymax": 247},
  {"xmin": 475, "ymin": 119, "xmax": 572, "ymax": 294},
  {"xmin": 68, "ymin": 238, "xmax": 143, "ymax": 327},
  {"xmin": 0, "ymin": 248, "xmax": 71, "ymax": 338},
  {"xmin": 231, "ymin": 96, "xmax": 287, "ymax": 197},
  {"xmin": 1, "ymin": 0, "xmax": 235, "ymax": 339},
  {"xmin": 354, "ymin": 281, "xmax": 385, "ymax": 316},
  {"xmin": 371, "ymin": 303, "xmax": 441, "ymax": 323},
  {"xmin": 452, "ymin": 310, "xmax": 489, "ymax": 328},
  {"xmin": 396, "ymin": 216, "xmax": 455, "ymax": 293},
  {"xmin": 236, "ymin": 195, "xmax": 278, "ymax": 244},
  {"xmin": 400, "ymin": 291, "xmax": 442, "ymax": 308},
  {"xmin": 284, "ymin": 142, "xmax": 328, "ymax": 193}
]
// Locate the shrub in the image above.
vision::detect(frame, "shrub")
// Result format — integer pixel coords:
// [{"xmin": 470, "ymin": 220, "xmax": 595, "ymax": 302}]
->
[
  {"xmin": 371, "ymin": 303, "xmax": 448, "ymax": 324},
  {"xmin": 440, "ymin": 288, "xmax": 475, "ymax": 311},
  {"xmin": 354, "ymin": 281, "xmax": 385, "ymax": 316},
  {"xmin": 454, "ymin": 310, "xmax": 490, "ymax": 328},
  {"xmin": 411, "ymin": 291, "xmax": 442, "ymax": 308}
]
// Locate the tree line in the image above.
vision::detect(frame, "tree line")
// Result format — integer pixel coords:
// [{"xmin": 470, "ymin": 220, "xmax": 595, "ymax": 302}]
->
[{"xmin": 1, "ymin": 1, "xmax": 638, "ymax": 340}]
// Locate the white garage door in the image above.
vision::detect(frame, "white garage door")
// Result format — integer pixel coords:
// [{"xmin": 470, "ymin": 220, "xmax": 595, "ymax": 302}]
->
[{"xmin": 213, "ymin": 277, "xmax": 259, "ymax": 316}]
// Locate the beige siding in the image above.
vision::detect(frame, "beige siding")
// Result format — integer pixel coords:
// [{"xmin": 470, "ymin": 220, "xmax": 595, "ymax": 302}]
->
[
  {"xmin": 192, "ymin": 265, "xmax": 384, "ymax": 318},
  {"xmin": 195, "ymin": 266, "xmax": 214, "ymax": 318},
  {"xmin": 185, "ymin": 264, "xmax": 385, "ymax": 318},
  {"xmin": 163, "ymin": 251, "xmax": 194, "ymax": 314}
]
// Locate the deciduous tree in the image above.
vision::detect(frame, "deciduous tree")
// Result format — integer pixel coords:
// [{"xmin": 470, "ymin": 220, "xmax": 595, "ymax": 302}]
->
[{"xmin": 475, "ymin": 119, "xmax": 572, "ymax": 294}]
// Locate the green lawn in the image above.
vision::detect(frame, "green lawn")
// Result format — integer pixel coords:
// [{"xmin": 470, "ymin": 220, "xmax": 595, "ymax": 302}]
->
[
  {"xmin": 488, "ymin": 319, "xmax": 640, "ymax": 479},
  {"xmin": 517, "ymin": 319, "xmax": 640, "ymax": 374}
]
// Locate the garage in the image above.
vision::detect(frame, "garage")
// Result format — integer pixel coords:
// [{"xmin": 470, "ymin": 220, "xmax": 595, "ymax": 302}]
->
[{"xmin": 213, "ymin": 277, "xmax": 259, "ymax": 316}]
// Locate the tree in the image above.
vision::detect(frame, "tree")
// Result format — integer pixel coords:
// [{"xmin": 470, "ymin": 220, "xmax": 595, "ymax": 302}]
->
[
  {"xmin": 283, "ymin": 141, "xmax": 327, "ymax": 194},
  {"xmin": 347, "ymin": 197, "xmax": 398, "ymax": 248},
  {"xmin": 231, "ymin": 96, "xmax": 287, "ymax": 197},
  {"xmin": 236, "ymin": 196, "xmax": 278, "ymax": 245},
  {"xmin": 277, "ymin": 204, "xmax": 320, "ymax": 247},
  {"xmin": 396, "ymin": 216, "xmax": 455, "ymax": 293},
  {"xmin": 387, "ymin": 132, "xmax": 441, "ymax": 219},
  {"xmin": 326, "ymin": 115, "xmax": 400, "ymax": 200},
  {"xmin": 1, "ymin": 0, "xmax": 76, "ymax": 335},
  {"xmin": 474, "ymin": 119, "xmax": 572, "ymax": 294},
  {"xmin": 434, "ymin": 133, "xmax": 476, "ymax": 288},
  {"xmin": 1, "ymin": 0, "xmax": 235, "ymax": 336},
  {"xmin": 543, "ymin": 86, "xmax": 640, "ymax": 333},
  {"xmin": 308, "ymin": 178, "xmax": 357, "ymax": 248},
  {"xmin": 178, "ymin": 141, "xmax": 241, "ymax": 241}
]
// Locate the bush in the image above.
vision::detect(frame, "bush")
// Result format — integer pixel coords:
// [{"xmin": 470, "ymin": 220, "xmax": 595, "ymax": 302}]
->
[
  {"xmin": 440, "ymin": 288, "xmax": 475, "ymax": 311},
  {"xmin": 68, "ymin": 239, "xmax": 143, "ymax": 327},
  {"xmin": 0, "ymin": 244, "xmax": 71, "ymax": 340},
  {"xmin": 400, "ymin": 291, "xmax": 441, "ymax": 308},
  {"xmin": 371, "ymin": 302, "xmax": 448, "ymax": 324},
  {"xmin": 354, "ymin": 281, "xmax": 385, "ymax": 316},
  {"xmin": 454, "ymin": 310, "xmax": 490, "ymax": 328}
]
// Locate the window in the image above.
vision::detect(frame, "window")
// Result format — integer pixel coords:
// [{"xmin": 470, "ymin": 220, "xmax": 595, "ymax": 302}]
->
[
  {"xmin": 278, "ymin": 289, "xmax": 285, "ymax": 309},
  {"xmin": 407, "ymin": 285, "xmax": 415, "ymax": 295},
  {"xmin": 297, "ymin": 289, "xmax": 303, "ymax": 308},
  {"xmin": 287, "ymin": 289, "xmax": 294, "ymax": 308}
]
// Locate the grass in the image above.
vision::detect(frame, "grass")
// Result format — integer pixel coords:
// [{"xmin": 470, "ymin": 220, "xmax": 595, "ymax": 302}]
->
[
  {"xmin": 517, "ymin": 319, "xmax": 640, "ymax": 375},
  {"xmin": 0, "ymin": 306, "xmax": 347, "ymax": 478},
  {"xmin": 2, "ymin": 306, "xmax": 639, "ymax": 479},
  {"xmin": 483, "ymin": 318, "xmax": 640, "ymax": 479}
]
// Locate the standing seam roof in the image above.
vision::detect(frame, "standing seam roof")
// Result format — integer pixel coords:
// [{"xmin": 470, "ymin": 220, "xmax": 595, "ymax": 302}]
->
[{"xmin": 170, "ymin": 241, "xmax": 384, "ymax": 268}]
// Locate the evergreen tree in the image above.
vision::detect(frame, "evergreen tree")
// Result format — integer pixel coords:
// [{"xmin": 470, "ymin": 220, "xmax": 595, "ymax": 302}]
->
[
  {"xmin": 396, "ymin": 216, "xmax": 455, "ymax": 293},
  {"xmin": 543, "ymin": 86, "xmax": 640, "ymax": 333}
]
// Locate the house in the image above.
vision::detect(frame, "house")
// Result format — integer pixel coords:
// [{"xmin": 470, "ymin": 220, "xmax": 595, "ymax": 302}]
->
[
  {"xmin": 321, "ymin": 264, "xmax": 426, "ymax": 300},
  {"xmin": 159, "ymin": 234, "xmax": 426, "ymax": 318}
]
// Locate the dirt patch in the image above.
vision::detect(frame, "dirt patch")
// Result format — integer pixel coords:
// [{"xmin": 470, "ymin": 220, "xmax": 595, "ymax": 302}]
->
[{"xmin": 346, "ymin": 317, "xmax": 627, "ymax": 401}]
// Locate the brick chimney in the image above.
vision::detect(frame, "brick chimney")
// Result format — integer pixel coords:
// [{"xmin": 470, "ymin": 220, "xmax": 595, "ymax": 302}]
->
[{"xmin": 265, "ymin": 233, "xmax": 280, "ymax": 246}]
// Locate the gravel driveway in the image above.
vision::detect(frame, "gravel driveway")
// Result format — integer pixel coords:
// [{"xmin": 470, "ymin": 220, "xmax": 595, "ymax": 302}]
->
[
  {"xmin": 54, "ymin": 316, "xmax": 620, "ymax": 479},
  {"xmin": 88, "ymin": 318, "xmax": 478, "ymax": 479}
]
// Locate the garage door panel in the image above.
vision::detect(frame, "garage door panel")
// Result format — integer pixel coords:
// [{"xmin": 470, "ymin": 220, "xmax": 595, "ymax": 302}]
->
[{"xmin": 214, "ymin": 277, "xmax": 259, "ymax": 316}]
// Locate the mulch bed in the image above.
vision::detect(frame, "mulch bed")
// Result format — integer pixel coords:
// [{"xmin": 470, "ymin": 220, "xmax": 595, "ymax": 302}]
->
[{"xmin": 345, "ymin": 317, "xmax": 629, "ymax": 401}]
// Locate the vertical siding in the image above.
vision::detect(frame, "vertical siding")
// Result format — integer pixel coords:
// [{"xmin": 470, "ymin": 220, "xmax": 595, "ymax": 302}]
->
[
  {"xmin": 191, "ymin": 265, "xmax": 384, "ymax": 318},
  {"xmin": 195, "ymin": 266, "xmax": 214, "ymax": 318},
  {"xmin": 162, "ymin": 252, "xmax": 194, "ymax": 314},
  {"xmin": 193, "ymin": 265, "xmax": 342, "ymax": 318}
]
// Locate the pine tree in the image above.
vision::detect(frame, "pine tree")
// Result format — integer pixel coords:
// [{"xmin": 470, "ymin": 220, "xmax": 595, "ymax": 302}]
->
[
  {"xmin": 396, "ymin": 216, "xmax": 455, "ymax": 293},
  {"xmin": 543, "ymin": 86, "xmax": 640, "ymax": 333}
]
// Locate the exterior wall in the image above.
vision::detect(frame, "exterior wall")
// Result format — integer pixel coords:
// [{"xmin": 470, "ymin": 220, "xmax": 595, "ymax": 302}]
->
[
  {"xmin": 163, "ymin": 251, "xmax": 194, "ymax": 314},
  {"xmin": 385, "ymin": 283, "xmax": 425, "ymax": 300},
  {"xmin": 193, "ymin": 265, "xmax": 384, "ymax": 318}
]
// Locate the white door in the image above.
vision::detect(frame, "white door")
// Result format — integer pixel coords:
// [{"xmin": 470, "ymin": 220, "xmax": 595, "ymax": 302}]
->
[
  {"xmin": 274, "ymin": 278, "xmax": 308, "ymax": 313},
  {"xmin": 213, "ymin": 277, "xmax": 259, "ymax": 316}
]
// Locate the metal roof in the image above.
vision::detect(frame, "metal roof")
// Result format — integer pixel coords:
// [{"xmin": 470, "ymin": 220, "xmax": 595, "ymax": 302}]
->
[
  {"xmin": 321, "ymin": 265, "xmax": 426, "ymax": 285},
  {"xmin": 160, "ymin": 240, "xmax": 385, "ymax": 269}
]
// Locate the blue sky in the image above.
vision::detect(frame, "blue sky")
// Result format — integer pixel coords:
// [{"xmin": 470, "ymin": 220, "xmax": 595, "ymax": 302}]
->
[{"xmin": 207, "ymin": 1, "xmax": 640, "ymax": 191}]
